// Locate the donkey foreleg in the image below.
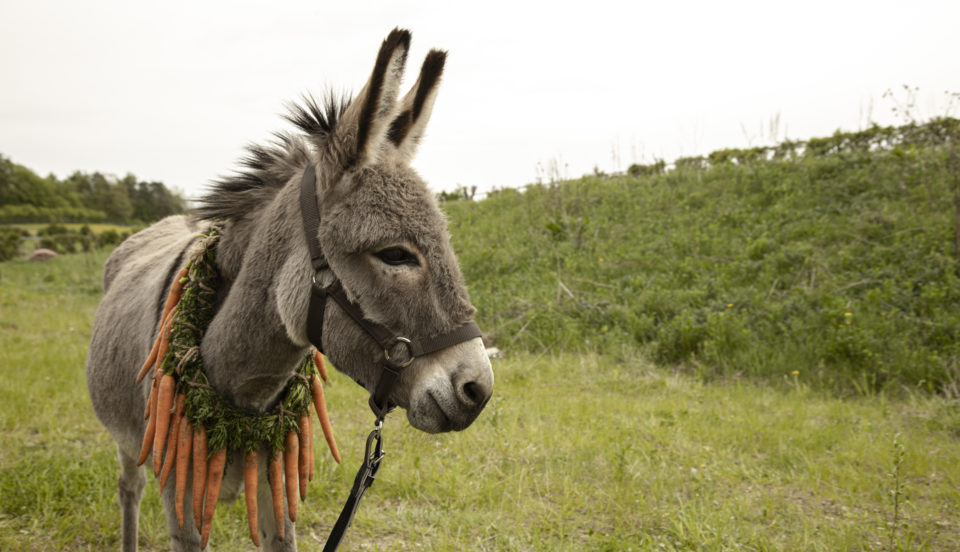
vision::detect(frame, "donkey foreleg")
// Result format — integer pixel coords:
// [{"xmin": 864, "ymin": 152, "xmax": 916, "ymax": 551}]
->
[
  {"xmin": 255, "ymin": 449, "xmax": 298, "ymax": 552},
  {"xmin": 160, "ymin": 464, "xmax": 206, "ymax": 551},
  {"xmin": 117, "ymin": 446, "xmax": 147, "ymax": 552}
]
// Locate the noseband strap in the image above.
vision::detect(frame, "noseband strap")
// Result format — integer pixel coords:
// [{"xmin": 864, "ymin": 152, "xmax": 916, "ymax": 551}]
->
[{"xmin": 309, "ymin": 277, "xmax": 482, "ymax": 416}]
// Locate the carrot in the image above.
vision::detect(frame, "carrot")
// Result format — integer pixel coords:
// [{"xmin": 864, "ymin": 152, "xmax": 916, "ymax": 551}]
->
[
  {"xmin": 313, "ymin": 350, "xmax": 328, "ymax": 382},
  {"xmin": 311, "ymin": 375, "xmax": 341, "ymax": 463},
  {"xmin": 158, "ymin": 409, "xmax": 179, "ymax": 492},
  {"xmin": 136, "ymin": 311, "xmax": 168, "ymax": 385},
  {"xmin": 304, "ymin": 415, "xmax": 315, "ymax": 482},
  {"xmin": 135, "ymin": 305, "xmax": 176, "ymax": 384},
  {"xmin": 137, "ymin": 399, "xmax": 157, "ymax": 466},
  {"xmin": 143, "ymin": 374, "xmax": 156, "ymax": 420},
  {"xmin": 137, "ymin": 369, "xmax": 163, "ymax": 465},
  {"xmin": 175, "ymin": 419, "xmax": 193, "ymax": 529},
  {"xmin": 284, "ymin": 431, "xmax": 299, "ymax": 522},
  {"xmin": 158, "ymin": 394, "xmax": 184, "ymax": 492},
  {"xmin": 269, "ymin": 452, "xmax": 285, "ymax": 541},
  {"xmin": 244, "ymin": 451, "xmax": 260, "ymax": 546},
  {"xmin": 159, "ymin": 267, "xmax": 188, "ymax": 324},
  {"xmin": 200, "ymin": 447, "xmax": 226, "ymax": 550},
  {"xmin": 298, "ymin": 414, "xmax": 312, "ymax": 493},
  {"xmin": 192, "ymin": 426, "xmax": 208, "ymax": 531},
  {"xmin": 152, "ymin": 307, "xmax": 175, "ymax": 376},
  {"xmin": 143, "ymin": 351, "xmax": 165, "ymax": 421},
  {"xmin": 152, "ymin": 374, "xmax": 176, "ymax": 476}
]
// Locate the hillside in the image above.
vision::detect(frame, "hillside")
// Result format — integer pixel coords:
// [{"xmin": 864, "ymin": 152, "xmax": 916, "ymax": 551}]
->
[{"xmin": 444, "ymin": 118, "xmax": 960, "ymax": 394}]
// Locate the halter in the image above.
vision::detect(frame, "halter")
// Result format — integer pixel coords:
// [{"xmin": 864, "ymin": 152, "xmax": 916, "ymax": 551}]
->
[{"xmin": 298, "ymin": 163, "xmax": 482, "ymax": 550}]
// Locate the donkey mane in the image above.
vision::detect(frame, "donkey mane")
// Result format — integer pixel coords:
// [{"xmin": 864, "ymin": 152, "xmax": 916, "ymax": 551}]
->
[{"xmin": 195, "ymin": 92, "xmax": 351, "ymax": 222}]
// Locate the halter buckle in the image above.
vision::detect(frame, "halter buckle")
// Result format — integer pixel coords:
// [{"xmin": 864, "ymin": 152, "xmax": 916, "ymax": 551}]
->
[{"xmin": 383, "ymin": 337, "xmax": 415, "ymax": 368}]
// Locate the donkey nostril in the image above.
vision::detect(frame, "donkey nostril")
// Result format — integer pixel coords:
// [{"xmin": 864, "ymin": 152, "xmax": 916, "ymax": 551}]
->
[{"xmin": 461, "ymin": 381, "xmax": 484, "ymax": 406}]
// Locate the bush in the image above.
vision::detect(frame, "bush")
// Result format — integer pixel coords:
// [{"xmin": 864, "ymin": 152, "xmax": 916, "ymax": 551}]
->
[{"xmin": 0, "ymin": 229, "xmax": 22, "ymax": 261}]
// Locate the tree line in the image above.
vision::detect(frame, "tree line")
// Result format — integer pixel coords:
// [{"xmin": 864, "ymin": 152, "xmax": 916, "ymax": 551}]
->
[{"xmin": 0, "ymin": 154, "xmax": 188, "ymax": 224}]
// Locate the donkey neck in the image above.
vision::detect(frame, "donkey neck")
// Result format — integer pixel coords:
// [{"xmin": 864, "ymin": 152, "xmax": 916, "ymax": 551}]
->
[{"xmin": 200, "ymin": 177, "xmax": 311, "ymax": 413}]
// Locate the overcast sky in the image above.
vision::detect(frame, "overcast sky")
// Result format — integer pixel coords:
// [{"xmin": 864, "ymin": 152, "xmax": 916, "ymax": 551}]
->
[{"xmin": 2, "ymin": 0, "xmax": 959, "ymax": 200}]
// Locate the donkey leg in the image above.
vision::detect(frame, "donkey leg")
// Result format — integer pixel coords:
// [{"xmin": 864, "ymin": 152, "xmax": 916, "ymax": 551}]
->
[
  {"xmin": 160, "ymin": 468, "xmax": 206, "ymax": 551},
  {"xmin": 117, "ymin": 445, "xmax": 147, "ymax": 552},
  {"xmin": 255, "ymin": 451, "xmax": 297, "ymax": 551}
]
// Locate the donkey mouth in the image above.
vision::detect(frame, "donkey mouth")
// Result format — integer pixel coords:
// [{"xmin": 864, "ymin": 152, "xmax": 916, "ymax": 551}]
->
[{"xmin": 407, "ymin": 389, "xmax": 476, "ymax": 433}]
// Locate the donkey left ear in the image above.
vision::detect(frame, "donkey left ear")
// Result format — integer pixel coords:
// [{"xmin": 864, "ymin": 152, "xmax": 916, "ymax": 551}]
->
[
  {"xmin": 386, "ymin": 49, "xmax": 446, "ymax": 162},
  {"xmin": 332, "ymin": 28, "xmax": 412, "ymax": 170}
]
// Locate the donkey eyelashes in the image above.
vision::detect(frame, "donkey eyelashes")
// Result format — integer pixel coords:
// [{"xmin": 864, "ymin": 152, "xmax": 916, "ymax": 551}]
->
[{"xmin": 374, "ymin": 246, "xmax": 420, "ymax": 267}]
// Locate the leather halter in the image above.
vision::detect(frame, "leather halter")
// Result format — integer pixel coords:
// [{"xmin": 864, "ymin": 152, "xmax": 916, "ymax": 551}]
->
[{"xmin": 298, "ymin": 163, "xmax": 483, "ymax": 417}]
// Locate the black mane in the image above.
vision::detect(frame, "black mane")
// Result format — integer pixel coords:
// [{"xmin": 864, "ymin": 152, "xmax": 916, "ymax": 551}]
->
[{"xmin": 195, "ymin": 92, "xmax": 351, "ymax": 221}]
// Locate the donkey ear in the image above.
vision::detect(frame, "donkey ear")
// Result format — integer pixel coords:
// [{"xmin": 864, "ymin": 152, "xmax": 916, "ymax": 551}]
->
[
  {"xmin": 386, "ymin": 49, "xmax": 446, "ymax": 162},
  {"xmin": 333, "ymin": 28, "xmax": 411, "ymax": 170}
]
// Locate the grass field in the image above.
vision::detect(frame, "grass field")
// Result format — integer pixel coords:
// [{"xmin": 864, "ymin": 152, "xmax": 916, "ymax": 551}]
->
[{"xmin": 1, "ymin": 253, "xmax": 959, "ymax": 550}]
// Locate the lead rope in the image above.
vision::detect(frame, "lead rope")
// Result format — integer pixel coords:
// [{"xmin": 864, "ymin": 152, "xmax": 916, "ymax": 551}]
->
[{"xmin": 323, "ymin": 416, "xmax": 386, "ymax": 552}]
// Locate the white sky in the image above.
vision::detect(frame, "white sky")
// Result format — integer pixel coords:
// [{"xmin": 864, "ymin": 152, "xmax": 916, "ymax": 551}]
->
[{"xmin": 2, "ymin": 0, "xmax": 959, "ymax": 200}]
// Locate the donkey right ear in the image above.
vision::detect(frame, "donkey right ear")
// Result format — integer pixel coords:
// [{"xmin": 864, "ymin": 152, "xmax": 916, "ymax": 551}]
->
[
  {"xmin": 332, "ymin": 28, "xmax": 411, "ymax": 171},
  {"xmin": 386, "ymin": 49, "xmax": 446, "ymax": 162}
]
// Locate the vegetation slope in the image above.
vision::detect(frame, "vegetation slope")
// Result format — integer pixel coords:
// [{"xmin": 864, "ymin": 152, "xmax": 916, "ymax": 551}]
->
[{"xmin": 446, "ymin": 118, "xmax": 960, "ymax": 395}]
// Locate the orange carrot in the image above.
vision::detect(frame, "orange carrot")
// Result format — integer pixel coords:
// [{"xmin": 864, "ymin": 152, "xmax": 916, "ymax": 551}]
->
[
  {"xmin": 136, "ymin": 306, "xmax": 176, "ymax": 384},
  {"xmin": 269, "ymin": 452, "xmax": 285, "ymax": 541},
  {"xmin": 200, "ymin": 447, "xmax": 226, "ymax": 550},
  {"xmin": 175, "ymin": 419, "xmax": 193, "ymax": 529},
  {"xmin": 158, "ymin": 395, "xmax": 184, "ymax": 491},
  {"xmin": 136, "ymin": 313, "xmax": 167, "ymax": 385},
  {"xmin": 152, "ymin": 374, "xmax": 176, "ymax": 476},
  {"xmin": 158, "ymin": 410, "xmax": 179, "ymax": 492},
  {"xmin": 311, "ymin": 375, "xmax": 341, "ymax": 463},
  {"xmin": 298, "ymin": 414, "xmax": 312, "ymax": 493},
  {"xmin": 160, "ymin": 267, "xmax": 188, "ymax": 322},
  {"xmin": 244, "ymin": 451, "xmax": 260, "ymax": 547},
  {"xmin": 143, "ymin": 375, "xmax": 157, "ymax": 420},
  {"xmin": 284, "ymin": 431, "xmax": 299, "ymax": 522},
  {"xmin": 152, "ymin": 308, "xmax": 175, "ymax": 376},
  {"xmin": 143, "ymin": 352, "xmax": 165, "ymax": 421},
  {"xmin": 137, "ymin": 368, "xmax": 163, "ymax": 464},
  {"xmin": 192, "ymin": 426, "xmax": 208, "ymax": 531},
  {"xmin": 304, "ymin": 415, "xmax": 315, "ymax": 482},
  {"xmin": 313, "ymin": 350, "xmax": 328, "ymax": 382},
  {"xmin": 136, "ymin": 336, "xmax": 161, "ymax": 385},
  {"xmin": 137, "ymin": 401, "xmax": 157, "ymax": 466}
]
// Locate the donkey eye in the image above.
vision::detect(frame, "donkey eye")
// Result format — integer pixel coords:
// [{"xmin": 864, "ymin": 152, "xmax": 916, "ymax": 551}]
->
[{"xmin": 374, "ymin": 247, "xmax": 419, "ymax": 266}]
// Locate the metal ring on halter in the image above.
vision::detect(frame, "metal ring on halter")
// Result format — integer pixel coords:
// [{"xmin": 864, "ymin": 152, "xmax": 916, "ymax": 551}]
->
[{"xmin": 383, "ymin": 337, "xmax": 415, "ymax": 368}]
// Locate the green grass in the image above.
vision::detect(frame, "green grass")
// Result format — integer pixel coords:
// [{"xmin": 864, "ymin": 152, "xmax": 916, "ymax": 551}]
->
[{"xmin": 2, "ymin": 254, "xmax": 959, "ymax": 550}]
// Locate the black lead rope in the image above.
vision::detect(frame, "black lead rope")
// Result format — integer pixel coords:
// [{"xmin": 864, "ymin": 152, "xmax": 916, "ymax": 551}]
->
[
  {"xmin": 322, "ymin": 418, "xmax": 385, "ymax": 552},
  {"xmin": 299, "ymin": 163, "xmax": 482, "ymax": 550}
]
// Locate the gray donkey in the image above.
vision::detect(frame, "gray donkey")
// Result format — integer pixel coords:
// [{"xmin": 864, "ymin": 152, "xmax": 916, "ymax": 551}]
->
[{"xmin": 85, "ymin": 29, "xmax": 494, "ymax": 551}]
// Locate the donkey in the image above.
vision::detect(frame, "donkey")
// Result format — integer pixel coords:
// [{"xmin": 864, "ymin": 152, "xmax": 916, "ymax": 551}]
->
[{"xmin": 85, "ymin": 28, "xmax": 493, "ymax": 551}]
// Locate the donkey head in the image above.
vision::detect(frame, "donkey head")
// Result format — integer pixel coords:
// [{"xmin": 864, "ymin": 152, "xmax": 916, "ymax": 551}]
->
[{"xmin": 302, "ymin": 29, "xmax": 492, "ymax": 433}]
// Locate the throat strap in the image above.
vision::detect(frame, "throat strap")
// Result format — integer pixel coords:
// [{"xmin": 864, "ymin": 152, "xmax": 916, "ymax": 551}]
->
[{"xmin": 299, "ymin": 164, "xmax": 327, "ymax": 271}]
